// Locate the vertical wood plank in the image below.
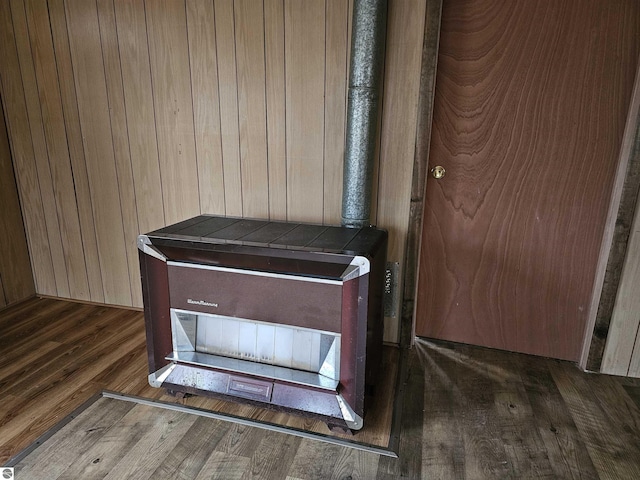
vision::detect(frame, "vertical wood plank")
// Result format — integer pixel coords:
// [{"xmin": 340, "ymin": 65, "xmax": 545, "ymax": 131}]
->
[
  {"xmin": 113, "ymin": 0, "xmax": 165, "ymax": 234},
  {"xmin": 24, "ymin": 0, "xmax": 90, "ymax": 301},
  {"xmin": 145, "ymin": 0, "xmax": 200, "ymax": 225},
  {"xmin": 285, "ymin": 0, "xmax": 325, "ymax": 223},
  {"xmin": 65, "ymin": 0, "xmax": 132, "ymax": 305},
  {"xmin": 323, "ymin": 0, "xmax": 348, "ymax": 225},
  {"xmin": 186, "ymin": 0, "xmax": 225, "ymax": 216},
  {"xmin": 96, "ymin": 0, "xmax": 142, "ymax": 307},
  {"xmin": 377, "ymin": 0, "xmax": 427, "ymax": 341},
  {"xmin": 10, "ymin": 0, "xmax": 70, "ymax": 297},
  {"xmin": 264, "ymin": 0, "xmax": 287, "ymax": 220},
  {"xmin": 48, "ymin": 0, "xmax": 104, "ymax": 303},
  {"xmin": 602, "ymin": 189, "xmax": 640, "ymax": 376},
  {"xmin": 0, "ymin": 96, "xmax": 35, "ymax": 306},
  {"xmin": 0, "ymin": 0, "xmax": 55, "ymax": 295},
  {"xmin": 214, "ymin": 0, "xmax": 243, "ymax": 217},
  {"xmin": 235, "ymin": 0, "xmax": 269, "ymax": 219}
]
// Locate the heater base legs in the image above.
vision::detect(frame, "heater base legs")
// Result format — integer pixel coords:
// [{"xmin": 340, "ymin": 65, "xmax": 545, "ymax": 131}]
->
[{"xmin": 166, "ymin": 388, "xmax": 192, "ymax": 400}]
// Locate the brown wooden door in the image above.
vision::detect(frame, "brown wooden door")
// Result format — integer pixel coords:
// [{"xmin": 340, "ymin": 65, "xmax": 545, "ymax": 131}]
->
[{"xmin": 415, "ymin": 0, "xmax": 640, "ymax": 361}]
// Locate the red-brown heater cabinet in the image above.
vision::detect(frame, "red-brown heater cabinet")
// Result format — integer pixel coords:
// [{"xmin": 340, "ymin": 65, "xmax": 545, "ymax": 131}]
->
[{"xmin": 138, "ymin": 215, "xmax": 387, "ymax": 430}]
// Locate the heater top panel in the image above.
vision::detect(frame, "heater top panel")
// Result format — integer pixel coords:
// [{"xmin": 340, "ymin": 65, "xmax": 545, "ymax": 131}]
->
[{"xmin": 145, "ymin": 215, "xmax": 387, "ymax": 256}]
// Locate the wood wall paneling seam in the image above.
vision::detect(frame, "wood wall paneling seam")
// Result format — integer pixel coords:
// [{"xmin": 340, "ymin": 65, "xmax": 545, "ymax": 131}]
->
[
  {"xmin": 48, "ymin": 0, "xmax": 105, "ymax": 303},
  {"xmin": 65, "ymin": 0, "xmax": 132, "ymax": 305},
  {"xmin": 186, "ymin": 0, "xmax": 226, "ymax": 217}
]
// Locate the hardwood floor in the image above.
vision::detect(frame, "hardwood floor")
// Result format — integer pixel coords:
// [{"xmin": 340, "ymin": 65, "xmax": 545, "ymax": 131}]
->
[{"xmin": 2, "ymin": 297, "xmax": 640, "ymax": 478}]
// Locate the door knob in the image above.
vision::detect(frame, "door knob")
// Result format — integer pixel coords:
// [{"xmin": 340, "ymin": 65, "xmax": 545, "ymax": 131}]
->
[{"xmin": 431, "ymin": 165, "xmax": 445, "ymax": 179}]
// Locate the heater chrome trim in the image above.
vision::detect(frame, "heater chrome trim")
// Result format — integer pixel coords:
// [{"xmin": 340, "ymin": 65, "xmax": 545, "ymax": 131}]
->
[
  {"xmin": 165, "ymin": 351, "xmax": 340, "ymax": 391},
  {"xmin": 137, "ymin": 235, "xmax": 167, "ymax": 262},
  {"xmin": 148, "ymin": 363, "xmax": 177, "ymax": 388},
  {"xmin": 340, "ymin": 256, "xmax": 370, "ymax": 281},
  {"xmin": 336, "ymin": 394, "xmax": 364, "ymax": 430},
  {"xmin": 167, "ymin": 261, "xmax": 344, "ymax": 285}
]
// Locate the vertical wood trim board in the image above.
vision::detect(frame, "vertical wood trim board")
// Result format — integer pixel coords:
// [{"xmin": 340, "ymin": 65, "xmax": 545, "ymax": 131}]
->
[
  {"xmin": 582, "ymin": 55, "xmax": 640, "ymax": 370},
  {"xmin": 404, "ymin": 0, "xmax": 443, "ymax": 346},
  {"xmin": 377, "ymin": 0, "xmax": 427, "ymax": 342},
  {"xmin": 0, "ymin": 0, "xmax": 428, "ymax": 343},
  {"xmin": 601, "ymin": 186, "xmax": 640, "ymax": 377}
]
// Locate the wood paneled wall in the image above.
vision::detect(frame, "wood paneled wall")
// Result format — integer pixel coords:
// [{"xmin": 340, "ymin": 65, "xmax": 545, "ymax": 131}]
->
[
  {"xmin": 0, "ymin": 95, "xmax": 35, "ymax": 307},
  {"xmin": 0, "ymin": 0, "xmax": 426, "ymax": 342}
]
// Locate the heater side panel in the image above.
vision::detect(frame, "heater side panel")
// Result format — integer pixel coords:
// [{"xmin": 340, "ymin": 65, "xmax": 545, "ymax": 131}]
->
[
  {"xmin": 139, "ymin": 249, "xmax": 172, "ymax": 373},
  {"xmin": 340, "ymin": 275, "xmax": 368, "ymax": 416}
]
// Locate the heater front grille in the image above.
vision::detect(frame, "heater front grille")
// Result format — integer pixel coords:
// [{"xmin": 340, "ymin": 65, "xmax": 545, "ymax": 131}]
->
[{"xmin": 169, "ymin": 309, "xmax": 341, "ymax": 390}]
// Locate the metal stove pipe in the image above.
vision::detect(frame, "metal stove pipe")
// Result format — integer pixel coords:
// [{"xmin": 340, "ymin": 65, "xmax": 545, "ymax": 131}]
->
[{"xmin": 341, "ymin": 0, "xmax": 388, "ymax": 228}]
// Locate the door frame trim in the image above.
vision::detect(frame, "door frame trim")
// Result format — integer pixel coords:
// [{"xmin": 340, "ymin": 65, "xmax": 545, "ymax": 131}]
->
[
  {"xmin": 580, "ymin": 55, "xmax": 640, "ymax": 370},
  {"xmin": 400, "ymin": 0, "xmax": 443, "ymax": 347}
]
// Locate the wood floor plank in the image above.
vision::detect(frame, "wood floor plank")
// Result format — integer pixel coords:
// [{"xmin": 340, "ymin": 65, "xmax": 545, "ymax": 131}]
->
[
  {"xmin": 551, "ymin": 361, "xmax": 640, "ymax": 479},
  {"xmin": 50, "ymin": 403, "xmax": 184, "ymax": 479},
  {"xmin": 194, "ymin": 451, "xmax": 250, "ymax": 480},
  {"xmin": 519, "ymin": 357, "xmax": 599, "ymax": 479},
  {"xmin": 420, "ymin": 388, "xmax": 465, "ymax": 479},
  {"xmin": 285, "ymin": 440, "xmax": 349, "ymax": 480},
  {"xmin": 106, "ymin": 406, "xmax": 197, "ymax": 480},
  {"xmin": 16, "ymin": 397, "xmax": 136, "ymax": 480},
  {"xmin": 242, "ymin": 430, "xmax": 301, "ymax": 480},
  {"xmin": 589, "ymin": 374, "xmax": 640, "ymax": 454},
  {"xmin": 623, "ymin": 384, "xmax": 640, "ymax": 410},
  {"xmin": 0, "ymin": 340, "xmax": 60, "ymax": 383},
  {"xmin": 149, "ymin": 416, "xmax": 230, "ymax": 480},
  {"xmin": 5, "ymin": 311, "xmax": 142, "ymax": 398},
  {"xmin": 0, "ymin": 297, "xmax": 77, "ymax": 340},
  {"xmin": 215, "ymin": 422, "xmax": 266, "ymax": 458}
]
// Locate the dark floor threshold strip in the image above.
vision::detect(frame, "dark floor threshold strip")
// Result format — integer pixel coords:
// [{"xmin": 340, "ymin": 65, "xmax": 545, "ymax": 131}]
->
[
  {"xmin": 6, "ymin": 393, "xmax": 103, "ymax": 467},
  {"xmin": 102, "ymin": 390, "xmax": 399, "ymax": 458}
]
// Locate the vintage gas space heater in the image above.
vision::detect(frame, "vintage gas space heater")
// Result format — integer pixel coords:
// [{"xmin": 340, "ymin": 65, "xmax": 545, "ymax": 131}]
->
[{"xmin": 138, "ymin": 215, "xmax": 387, "ymax": 430}]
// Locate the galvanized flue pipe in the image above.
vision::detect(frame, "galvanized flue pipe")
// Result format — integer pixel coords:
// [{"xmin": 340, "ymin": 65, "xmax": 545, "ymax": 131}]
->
[{"xmin": 341, "ymin": 0, "xmax": 388, "ymax": 228}]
